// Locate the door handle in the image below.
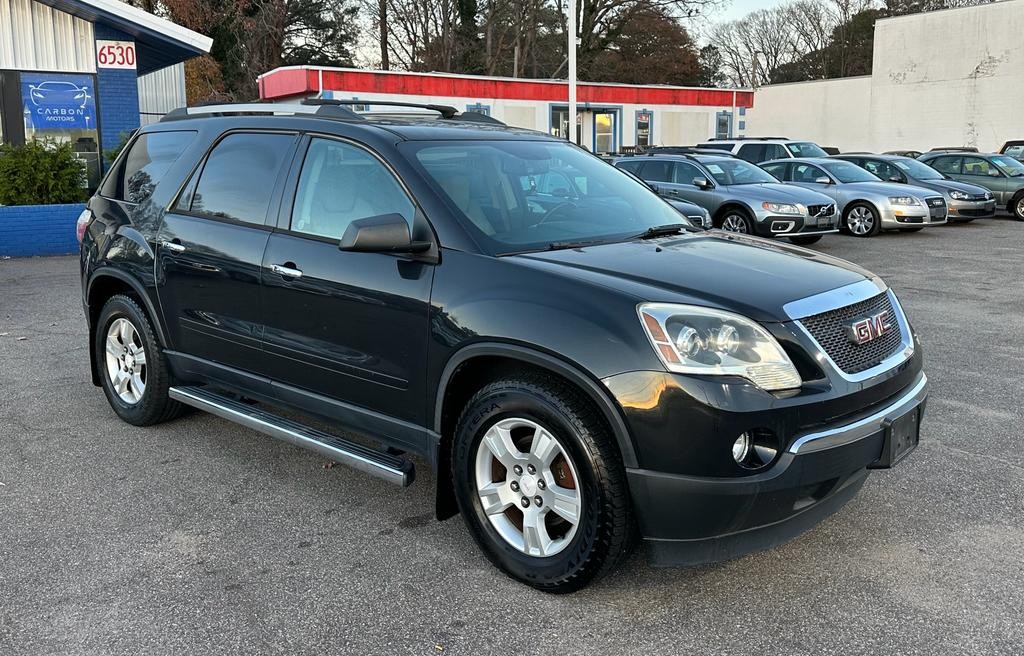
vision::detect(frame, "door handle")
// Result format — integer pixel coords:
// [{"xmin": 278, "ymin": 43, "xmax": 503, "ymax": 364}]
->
[
  {"xmin": 270, "ymin": 263, "xmax": 303, "ymax": 278},
  {"xmin": 160, "ymin": 240, "xmax": 186, "ymax": 253}
]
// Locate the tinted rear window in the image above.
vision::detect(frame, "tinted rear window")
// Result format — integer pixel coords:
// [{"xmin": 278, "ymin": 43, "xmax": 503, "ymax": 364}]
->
[
  {"xmin": 188, "ymin": 133, "xmax": 294, "ymax": 224},
  {"xmin": 102, "ymin": 130, "xmax": 196, "ymax": 203}
]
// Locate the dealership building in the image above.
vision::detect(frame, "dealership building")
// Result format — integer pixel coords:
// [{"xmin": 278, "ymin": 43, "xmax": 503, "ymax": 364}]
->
[
  {"xmin": 0, "ymin": 0, "xmax": 211, "ymax": 186},
  {"xmin": 258, "ymin": 67, "xmax": 755, "ymax": 153}
]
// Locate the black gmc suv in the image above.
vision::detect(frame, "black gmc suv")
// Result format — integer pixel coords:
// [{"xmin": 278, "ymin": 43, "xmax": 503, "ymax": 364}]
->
[{"xmin": 79, "ymin": 101, "xmax": 928, "ymax": 592}]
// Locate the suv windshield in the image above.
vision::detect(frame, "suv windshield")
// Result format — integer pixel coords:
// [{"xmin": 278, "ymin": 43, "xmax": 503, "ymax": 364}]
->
[
  {"xmin": 822, "ymin": 161, "xmax": 879, "ymax": 183},
  {"xmin": 892, "ymin": 158, "xmax": 944, "ymax": 180},
  {"xmin": 786, "ymin": 142, "xmax": 827, "ymax": 157},
  {"xmin": 408, "ymin": 140, "xmax": 690, "ymax": 254},
  {"xmin": 991, "ymin": 156, "xmax": 1024, "ymax": 177},
  {"xmin": 703, "ymin": 159, "xmax": 778, "ymax": 186}
]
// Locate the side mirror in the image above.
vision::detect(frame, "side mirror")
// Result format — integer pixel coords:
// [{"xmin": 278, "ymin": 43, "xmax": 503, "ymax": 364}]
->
[
  {"xmin": 988, "ymin": 169, "xmax": 1002, "ymax": 177},
  {"xmin": 888, "ymin": 175, "xmax": 904, "ymax": 183},
  {"xmin": 814, "ymin": 176, "xmax": 832, "ymax": 185},
  {"xmin": 339, "ymin": 213, "xmax": 431, "ymax": 254},
  {"xmin": 693, "ymin": 176, "xmax": 712, "ymax": 190}
]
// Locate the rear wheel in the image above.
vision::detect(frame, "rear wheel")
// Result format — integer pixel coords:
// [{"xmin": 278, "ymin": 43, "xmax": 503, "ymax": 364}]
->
[
  {"xmin": 95, "ymin": 295, "xmax": 182, "ymax": 426},
  {"xmin": 451, "ymin": 374, "xmax": 634, "ymax": 593},
  {"xmin": 844, "ymin": 203, "xmax": 881, "ymax": 237},
  {"xmin": 719, "ymin": 208, "xmax": 755, "ymax": 234},
  {"xmin": 788, "ymin": 235, "xmax": 822, "ymax": 245}
]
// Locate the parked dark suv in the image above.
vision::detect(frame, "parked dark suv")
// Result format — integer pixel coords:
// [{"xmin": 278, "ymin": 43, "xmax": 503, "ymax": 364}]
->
[{"xmin": 80, "ymin": 101, "xmax": 928, "ymax": 592}]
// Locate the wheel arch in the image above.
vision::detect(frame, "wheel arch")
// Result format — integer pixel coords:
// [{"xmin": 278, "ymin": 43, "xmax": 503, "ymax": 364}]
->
[
  {"xmin": 431, "ymin": 342, "xmax": 639, "ymax": 520},
  {"xmin": 86, "ymin": 269, "xmax": 167, "ymax": 386}
]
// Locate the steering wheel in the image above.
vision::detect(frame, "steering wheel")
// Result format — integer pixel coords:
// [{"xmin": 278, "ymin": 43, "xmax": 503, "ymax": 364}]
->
[{"xmin": 535, "ymin": 201, "xmax": 576, "ymax": 226}]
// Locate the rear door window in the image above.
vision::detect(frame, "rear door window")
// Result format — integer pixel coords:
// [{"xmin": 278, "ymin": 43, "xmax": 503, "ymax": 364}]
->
[
  {"xmin": 762, "ymin": 144, "xmax": 789, "ymax": 161},
  {"xmin": 930, "ymin": 156, "xmax": 962, "ymax": 175},
  {"xmin": 737, "ymin": 143, "xmax": 766, "ymax": 163},
  {"xmin": 185, "ymin": 132, "xmax": 295, "ymax": 225},
  {"xmin": 640, "ymin": 161, "xmax": 673, "ymax": 182},
  {"xmin": 290, "ymin": 138, "xmax": 415, "ymax": 240},
  {"xmin": 102, "ymin": 130, "xmax": 196, "ymax": 203}
]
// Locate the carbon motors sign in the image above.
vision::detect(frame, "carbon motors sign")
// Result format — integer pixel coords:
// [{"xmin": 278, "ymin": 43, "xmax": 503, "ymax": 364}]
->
[{"xmin": 21, "ymin": 73, "xmax": 97, "ymax": 130}]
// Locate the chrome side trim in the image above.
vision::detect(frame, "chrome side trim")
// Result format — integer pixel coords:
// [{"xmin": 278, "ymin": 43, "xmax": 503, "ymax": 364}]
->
[
  {"xmin": 169, "ymin": 386, "xmax": 414, "ymax": 486},
  {"xmin": 782, "ymin": 278, "xmax": 886, "ymax": 321},
  {"xmin": 793, "ymin": 288, "xmax": 915, "ymax": 383},
  {"xmin": 789, "ymin": 373, "xmax": 928, "ymax": 454}
]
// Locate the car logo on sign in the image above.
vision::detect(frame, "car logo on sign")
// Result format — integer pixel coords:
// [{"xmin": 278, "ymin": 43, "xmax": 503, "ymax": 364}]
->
[{"xmin": 846, "ymin": 310, "xmax": 893, "ymax": 345}]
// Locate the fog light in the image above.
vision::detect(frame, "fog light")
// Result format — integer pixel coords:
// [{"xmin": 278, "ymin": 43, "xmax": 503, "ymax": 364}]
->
[
  {"xmin": 732, "ymin": 433, "xmax": 751, "ymax": 463},
  {"xmin": 733, "ymin": 428, "xmax": 780, "ymax": 470}
]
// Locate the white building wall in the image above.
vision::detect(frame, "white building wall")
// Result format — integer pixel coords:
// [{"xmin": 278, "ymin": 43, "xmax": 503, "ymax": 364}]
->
[
  {"xmin": 745, "ymin": 0, "xmax": 1024, "ymax": 153},
  {"xmin": 137, "ymin": 63, "xmax": 186, "ymax": 125},
  {"xmin": 0, "ymin": 0, "xmax": 95, "ymax": 73},
  {"xmin": 746, "ymin": 77, "xmax": 872, "ymax": 151}
]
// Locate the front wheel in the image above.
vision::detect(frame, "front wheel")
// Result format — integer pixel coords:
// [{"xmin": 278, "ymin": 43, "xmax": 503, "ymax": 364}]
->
[
  {"xmin": 844, "ymin": 203, "xmax": 881, "ymax": 237},
  {"xmin": 1010, "ymin": 193, "xmax": 1024, "ymax": 221},
  {"xmin": 789, "ymin": 235, "xmax": 822, "ymax": 245},
  {"xmin": 719, "ymin": 209, "xmax": 755, "ymax": 234},
  {"xmin": 451, "ymin": 374, "xmax": 634, "ymax": 593}
]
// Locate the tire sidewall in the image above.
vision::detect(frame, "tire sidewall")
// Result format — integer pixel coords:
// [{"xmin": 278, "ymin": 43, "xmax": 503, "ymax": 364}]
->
[
  {"xmin": 452, "ymin": 387, "xmax": 604, "ymax": 588},
  {"xmin": 844, "ymin": 202, "xmax": 880, "ymax": 237},
  {"xmin": 1012, "ymin": 194, "xmax": 1024, "ymax": 221},
  {"xmin": 95, "ymin": 297, "xmax": 161, "ymax": 424},
  {"xmin": 720, "ymin": 209, "xmax": 755, "ymax": 235}
]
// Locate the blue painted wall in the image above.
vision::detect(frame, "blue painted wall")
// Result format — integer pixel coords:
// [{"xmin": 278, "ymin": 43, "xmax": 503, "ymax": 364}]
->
[
  {"xmin": 93, "ymin": 25, "xmax": 141, "ymax": 162},
  {"xmin": 0, "ymin": 204, "xmax": 85, "ymax": 257}
]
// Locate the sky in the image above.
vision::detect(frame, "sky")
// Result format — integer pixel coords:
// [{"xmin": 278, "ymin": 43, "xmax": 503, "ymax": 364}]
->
[{"xmin": 706, "ymin": 0, "xmax": 778, "ymax": 22}]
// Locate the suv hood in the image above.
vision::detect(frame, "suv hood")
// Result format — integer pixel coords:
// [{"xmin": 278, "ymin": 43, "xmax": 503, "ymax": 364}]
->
[
  {"xmin": 723, "ymin": 183, "xmax": 833, "ymax": 206},
  {"xmin": 511, "ymin": 232, "xmax": 875, "ymax": 323}
]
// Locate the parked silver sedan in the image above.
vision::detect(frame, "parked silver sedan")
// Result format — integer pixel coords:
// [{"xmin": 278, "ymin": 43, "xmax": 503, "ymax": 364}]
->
[
  {"xmin": 831, "ymin": 154, "xmax": 995, "ymax": 221},
  {"xmin": 761, "ymin": 157, "xmax": 947, "ymax": 237}
]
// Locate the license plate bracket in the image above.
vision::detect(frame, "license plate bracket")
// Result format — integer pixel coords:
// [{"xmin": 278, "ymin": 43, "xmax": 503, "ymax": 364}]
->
[{"xmin": 871, "ymin": 406, "xmax": 921, "ymax": 469}]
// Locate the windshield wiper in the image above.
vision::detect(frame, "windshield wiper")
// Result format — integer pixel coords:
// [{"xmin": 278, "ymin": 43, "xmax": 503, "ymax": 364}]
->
[
  {"xmin": 545, "ymin": 237, "xmax": 615, "ymax": 251},
  {"xmin": 632, "ymin": 224, "xmax": 686, "ymax": 240}
]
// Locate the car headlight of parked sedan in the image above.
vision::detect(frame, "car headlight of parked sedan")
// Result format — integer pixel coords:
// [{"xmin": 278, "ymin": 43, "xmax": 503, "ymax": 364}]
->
[
  {"xmin": 888, "ymin": 196, "xmax": 920, "ymax": 206},
  {"xmin": 638, "ymin": 303, "xmax": 802, "ymax": 391},
  {"xmin": 761, "ymin": 201, "xmax": 803, "ymax": 215},
  {"xmin": 948, "ymin": 190, "xmax": 972, "ymax": 201}
]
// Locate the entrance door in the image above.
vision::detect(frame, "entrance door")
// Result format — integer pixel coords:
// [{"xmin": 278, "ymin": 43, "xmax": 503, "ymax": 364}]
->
[{"xmin": 594, "ymin": 112, "xmax": 616, "ymax": 154}]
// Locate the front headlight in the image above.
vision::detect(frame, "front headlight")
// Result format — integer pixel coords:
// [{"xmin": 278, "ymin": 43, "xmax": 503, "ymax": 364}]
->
[
  {"xmin": 888, "ymin": 196, "xmax": 919, "ymax": 206},
  {"xmin": 761, "ymin": 201, "xmax": 802, "ymax": 215},
  {"xmin": 638, "ymin": 303, "xmax": 802, "ymax": 391},
  {"xmin": 948, "ymin": 190, "xmax": 970, "ymax": 200}
]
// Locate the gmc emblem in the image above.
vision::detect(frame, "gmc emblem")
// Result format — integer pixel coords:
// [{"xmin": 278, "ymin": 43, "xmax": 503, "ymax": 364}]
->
[{"xmin": 845, "ymin": 310, "xmax": 893, "ymax": 345}]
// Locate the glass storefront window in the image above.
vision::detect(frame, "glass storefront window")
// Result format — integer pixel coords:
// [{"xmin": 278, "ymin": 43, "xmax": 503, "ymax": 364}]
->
[
  {"xmin": 20, "ymin": 72, "xmax": 101, "ymax": 190},
  {"xmin": 594, "ymin": 112, "xmax": 615, "ymax": 154},
  {"xmin": 636, "ymin": 111, "xmax": 651, "ymax": 148}
]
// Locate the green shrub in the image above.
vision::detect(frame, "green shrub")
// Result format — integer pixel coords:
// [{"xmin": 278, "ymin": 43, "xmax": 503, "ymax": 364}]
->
[{"xmin": 0, "ymin": 138, "xmax": 88, "ymax": 206}]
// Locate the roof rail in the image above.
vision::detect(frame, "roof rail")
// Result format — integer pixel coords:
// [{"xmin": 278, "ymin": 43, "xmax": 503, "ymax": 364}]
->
[
  {"xmin": 643, "ymin": 146, "xmax": 735, "ymax": 158},
  {"xmin": 160, "ymin": 102, "xmax": 361, "ymax": 122},
  {"xmin": 304, "ymin": 98, "xmax": 460, "ymax": 119},
  {"xmin": 708, "ymin": 136, "xmax": 790, "ymax": 141}
]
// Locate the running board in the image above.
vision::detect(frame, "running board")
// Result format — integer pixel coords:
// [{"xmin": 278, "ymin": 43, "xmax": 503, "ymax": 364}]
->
[{"xmin": 169, "ymin": 386, "xmax": 415, "ymax": 487}]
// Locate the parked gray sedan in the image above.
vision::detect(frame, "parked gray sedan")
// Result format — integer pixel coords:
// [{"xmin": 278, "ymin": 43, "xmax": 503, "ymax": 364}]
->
[
  {"xmin": 614, "ymin": 154, "xmax": 838, "ymax": 244},
  {"xmin": 832, "ymin": 154, "xmax": 995, "ymax": 221},
  {"xmin": 918, "ymin": 152, "xmax": 1024, "ymax": 221},
  {"xmin": 761, "ymin": 157, "xmax": 947, "ymax": 237}
]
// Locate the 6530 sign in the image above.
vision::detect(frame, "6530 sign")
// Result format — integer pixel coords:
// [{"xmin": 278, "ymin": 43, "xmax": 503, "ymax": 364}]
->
[{"xmin": 96, "ymin": 40, "xmax": 137, "ymax": 70}]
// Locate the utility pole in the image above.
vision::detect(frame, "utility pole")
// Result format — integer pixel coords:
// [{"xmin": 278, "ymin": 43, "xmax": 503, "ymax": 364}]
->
[{"xmin": 567, "ymin": 0, "xmax": 577, "ymax": 144}]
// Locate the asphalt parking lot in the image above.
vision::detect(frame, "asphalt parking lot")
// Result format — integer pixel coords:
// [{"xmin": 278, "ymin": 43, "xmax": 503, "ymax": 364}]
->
[{"xmin": 2, "ymin": 219, "xmax": 1023, "ymax": 655}]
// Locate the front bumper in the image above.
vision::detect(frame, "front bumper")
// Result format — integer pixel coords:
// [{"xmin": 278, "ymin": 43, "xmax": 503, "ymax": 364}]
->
[
  {"xmin": 755, "ymin": 213, "xmax": 839, "ymax": 238},
  {"xmin": 947, "ymin": 198, "xmax": 996, "ymax": 220},
  {"xmin": 625, "ymin": 370, "xmax": 928, "ymax": 566}
]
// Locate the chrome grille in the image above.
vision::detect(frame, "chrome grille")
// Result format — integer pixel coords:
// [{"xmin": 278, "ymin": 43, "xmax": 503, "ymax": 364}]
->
[
  {"xmin": 807, "ymin": 204, "xmax": 835, "ymax": 217},
  {"xmin": 798, "ymin": 292, "xmax": 904, "ymax": 374}
]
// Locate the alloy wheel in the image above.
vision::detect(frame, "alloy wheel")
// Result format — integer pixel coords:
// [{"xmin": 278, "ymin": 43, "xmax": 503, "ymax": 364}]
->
[
  {"xmin": 1016, "ymin": 197, "xmax": 1024, "ymax": 219},
  {"xmin": 474, "ymin": 417, "xmax": 582, "ymax": 558},
  {"xmin": 847, "ymin": 206, "xmax": 874, "ymax": 235},
  {"xmin": 104, "ymin": 317, "xmax": 147, "ymax": 404},
  {"xmin": 722, "ymin": 213, "xmax": 749, "ymax": 233}
]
